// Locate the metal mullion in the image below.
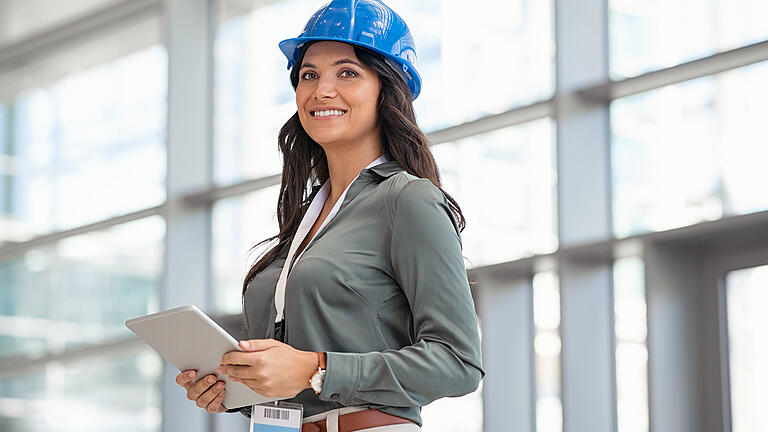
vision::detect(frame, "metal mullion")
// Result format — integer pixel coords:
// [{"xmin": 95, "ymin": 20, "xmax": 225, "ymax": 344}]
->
[
  {"xmin": 0, "ymin": 205, "xmax": 164, "ymax": 262},
  {"xmin": 474, "ymin": 209, "xmax": 768, "ymax": 286},
  {"xmin": 579, "ymin": 39, "xmax": 768, "ymax": 102},
  {"xmin": 0, "ymin": 337, "xmax": 147, "ymax": 379},
  {"xmin": 426, "ymin": 99, "xmax": 555, "ymax": 145},
  {"xmin": 183, "ymin": 173, "xmax": 281, "ymax": 207}
]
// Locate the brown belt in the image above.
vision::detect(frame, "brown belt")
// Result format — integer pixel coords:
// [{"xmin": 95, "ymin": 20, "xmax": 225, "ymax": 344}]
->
[{"xmin": 301, "ymin": 408, "xmax": 414, "ymax": 432}]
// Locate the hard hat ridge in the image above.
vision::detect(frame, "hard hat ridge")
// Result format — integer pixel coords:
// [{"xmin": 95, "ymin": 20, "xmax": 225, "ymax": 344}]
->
[{"xmin": 278, "ymin": 0, "xmax": 422, "ymax": 100}]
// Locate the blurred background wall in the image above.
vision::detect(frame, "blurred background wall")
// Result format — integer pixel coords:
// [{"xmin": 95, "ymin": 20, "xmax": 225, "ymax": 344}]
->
[{"xmin": 0, "ymin": 0, "xmax": 766, "ymax": 431}]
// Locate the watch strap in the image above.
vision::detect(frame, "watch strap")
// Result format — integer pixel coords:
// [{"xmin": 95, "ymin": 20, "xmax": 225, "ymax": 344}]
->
[{"xmin": 316, "ymin": 351, "xmax": 326, "ymax": 370}]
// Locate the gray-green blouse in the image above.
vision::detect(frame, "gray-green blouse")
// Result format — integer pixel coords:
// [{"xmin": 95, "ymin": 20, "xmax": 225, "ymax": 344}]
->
[{"xmin": 227, "ymin": 159, "xmax": 485, "ymax": 426}]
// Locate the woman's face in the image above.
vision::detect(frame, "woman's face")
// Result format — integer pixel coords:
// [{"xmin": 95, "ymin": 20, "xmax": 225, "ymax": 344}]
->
[{"xmin": 295, "ymin": 41, "xmax": 381, "ymax": 148}]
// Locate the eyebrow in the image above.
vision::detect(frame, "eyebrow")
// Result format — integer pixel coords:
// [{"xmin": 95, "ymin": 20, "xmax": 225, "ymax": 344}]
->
[{"xmin": 300, "ymin": 59, "xmax": 364, "ymax": 70}]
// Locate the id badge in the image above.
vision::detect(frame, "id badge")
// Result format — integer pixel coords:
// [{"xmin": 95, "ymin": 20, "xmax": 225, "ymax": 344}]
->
[{"xmin": 250, "ymin": 401, "xmax": 303, "ymax": 432}]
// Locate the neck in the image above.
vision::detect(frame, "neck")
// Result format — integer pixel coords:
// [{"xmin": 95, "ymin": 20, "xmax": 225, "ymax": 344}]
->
[{"xmin": 323, "ymin": 139, "xmax": 385, "ymax": 205}]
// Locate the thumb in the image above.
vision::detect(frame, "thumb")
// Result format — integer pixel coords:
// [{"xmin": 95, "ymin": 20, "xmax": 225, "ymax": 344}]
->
[{"xmin": 239, "ymin": 338, "xmax": 282, "ymax": 351}]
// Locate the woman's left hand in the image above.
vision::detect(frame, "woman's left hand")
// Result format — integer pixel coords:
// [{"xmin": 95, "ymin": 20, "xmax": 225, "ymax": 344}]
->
[{"xmin": 218, "ymin": 339, "xmax": 318, "ymax": 398}]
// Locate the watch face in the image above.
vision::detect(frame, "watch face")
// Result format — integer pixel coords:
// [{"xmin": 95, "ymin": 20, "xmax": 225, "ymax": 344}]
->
[{"xmin": 311, "ymin": 370, "xmax": 326, "ymax": 393}]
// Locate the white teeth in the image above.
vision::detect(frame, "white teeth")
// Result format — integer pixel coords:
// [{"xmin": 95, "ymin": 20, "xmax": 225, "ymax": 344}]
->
[{"xmin": 313, "ymin": 110, "xmax": 346, "ymax": 117}]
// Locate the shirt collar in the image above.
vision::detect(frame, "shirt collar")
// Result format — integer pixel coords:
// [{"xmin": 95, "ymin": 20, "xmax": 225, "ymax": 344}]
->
[
  {"xmin": 310, "ymin": 155, "xmax": 404, "ymax": 194},
  {"xmin": 366, "ymin": 158, "xmax": 405, "ymax": 179},
  {"xmin": 313, "ymin": 154, "xmax": 388, "ymax": 197}
]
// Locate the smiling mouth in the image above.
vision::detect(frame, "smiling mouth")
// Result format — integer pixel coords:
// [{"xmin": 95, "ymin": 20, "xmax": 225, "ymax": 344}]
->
[{"xmin": 311, "ymin": 109, "xmax": 348, "ymax": 117}]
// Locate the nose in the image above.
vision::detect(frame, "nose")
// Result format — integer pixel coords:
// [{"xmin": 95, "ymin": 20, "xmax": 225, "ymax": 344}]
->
[{"xmin": 312, "ymin": 74, "xmax": 337, "ymax": 99}]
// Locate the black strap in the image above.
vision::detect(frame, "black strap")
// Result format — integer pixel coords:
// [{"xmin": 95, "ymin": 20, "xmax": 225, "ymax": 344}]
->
[{"xmin": 274, "ymin": 319, "xmax": 285, "ymax": 342}]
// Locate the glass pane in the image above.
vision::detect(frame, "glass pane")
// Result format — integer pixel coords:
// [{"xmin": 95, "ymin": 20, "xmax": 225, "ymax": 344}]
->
[
  {"xmin": 533, "ymin": 271, "xmax": 563, "ymax": 432},
  {"xmin": 386, "ymin": 0, "xmax": 554, "ymax": 132},
  {"xmin": 212, "ymin": 185, "xmax": 280, "ymax": 315},
  {"xmin": 0, "ymin": 348, "xmax": 162, "ymax": 432},
  {"xmin": 609, "ymin": 0, "xmax": 768, "ymax": 78},
  {"xmin": 0, "ymin": 216, "xmax": 164, "ymax": 361},
  {"xmin": 725, "ymin": 264, "xmax": 768, "ymax": 432},
  {"xmin": 214, "ymin": 0, "xmax": 554, "ymax": 184},
  {"xmin": 432, "ymin": 118, "xmax": 557, "ymax": 267},
  {"xmin": 613, "ymin": 256, "xmax": 649, "ymax": 432},
  {"xmin": 611, "ymin": 60, "xmax": 768, "ymax": 238},
  {"xmin": 2, "ymin": 45, "xmax": 167, "ymax": 244}
]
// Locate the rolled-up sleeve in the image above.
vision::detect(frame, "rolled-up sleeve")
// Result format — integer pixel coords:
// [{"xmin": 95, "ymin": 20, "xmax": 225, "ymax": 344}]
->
[{"xmin": 318, "ymin": 178, "xmax": 485, "ymax": 407}]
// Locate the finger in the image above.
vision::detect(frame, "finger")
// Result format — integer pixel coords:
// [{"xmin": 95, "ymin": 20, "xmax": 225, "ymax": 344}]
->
[
  {"xmin": 177, "ymin": 370, "xmax": 197, "ymax": 388},
  {"xmin": 207, "ymin": 388, "xmax": 226, "ymax": 414},
  {"xmin": 238, "ymin": 338, "xmax": 281, "ymax": 352},
  {"xmin": 219, "ymin": 364, "xmax": 254, "ymax": 379},
  {"xmin": 197, "ymin": 380, "xmax": 225, "ymax": 410},
  {"xmin": 188, "ymin": 374, "xmax": 217, "ymax": 401},
  {"xmin": 220, "ymin": 350, "xmax": 254, "ymax": 366}
]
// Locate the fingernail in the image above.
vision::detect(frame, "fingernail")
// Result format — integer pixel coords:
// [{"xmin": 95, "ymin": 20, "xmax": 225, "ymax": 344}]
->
[
  {"xmin": 187, "ymin": 371, "xmax": 195, "ymax": 378},
  {"xmin": 241, "ymin": 341, "xmax": 250, "ymax": 348},
  {"xmin": 208, "ymin": 376, "xmax": 215, "ymax": 383},
  {"xmin": 216, "ymin": 383, "xmax": 224, "ymax": 390}
]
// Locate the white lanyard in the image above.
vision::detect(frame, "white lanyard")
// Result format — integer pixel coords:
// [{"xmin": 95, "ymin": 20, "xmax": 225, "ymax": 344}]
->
[{"xmin": 273, "ymin": 155, "xmax": 389, "ymax": 323}]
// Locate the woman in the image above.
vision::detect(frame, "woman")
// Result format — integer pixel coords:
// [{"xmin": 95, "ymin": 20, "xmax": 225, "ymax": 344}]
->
[{"xmin": 175, "ymin": 1, "xmax": 484, "ymax": 430}]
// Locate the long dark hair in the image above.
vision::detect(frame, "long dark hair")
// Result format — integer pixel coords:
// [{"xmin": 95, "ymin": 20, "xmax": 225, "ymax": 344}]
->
[{"xmin": 239, "ymin": 42, "xmax": 473, "ymax": 332}]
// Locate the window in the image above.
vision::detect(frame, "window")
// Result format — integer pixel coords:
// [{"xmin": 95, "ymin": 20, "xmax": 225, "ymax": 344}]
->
[
  {"xmin": 533, "ymin": 271, "xmax": 563, "ymax": 432},
  {"xmin": 0, "ymin": 349, "xmax": 162, "ymax": 431},
  {"xmin": 0, "ymin": 217, "xmax": 164, "ymax": 361},
  {"xmin": 611, "ymin": 60, "xmax": 768, "ymax": 238},
  {"xmin": 432, "ymin": 119, "xmax": 557, "ymax": 267},
  {"xmin": 0, "ymin": 9, "xmax": 168, "ymax": 431},
  {"xmin": 614, "ymin": 256, "xmax": 649, "ymax": 432},
  {"xmin": 212, "ymin": 185, "xmax": 280, "ymax": 315},
  {"xmin": 386, "ymin": 0, "xmax": 555, "ymax": 132},
  {"xmin": 609, "ymin": 0, "xmax": 768, "ymax": 78},
  {"xmin": 725, "ymin": 264, "xmax": 768, "ymax": 432},
  {"xmin": 1, "ymin": 45, "xmax": 167, "ymax": 243}
]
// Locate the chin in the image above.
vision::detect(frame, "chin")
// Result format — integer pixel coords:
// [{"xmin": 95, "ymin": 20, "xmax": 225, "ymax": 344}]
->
[{"xmin": 308, "ymin": 131, "xmax": 349, "ymax": 146}]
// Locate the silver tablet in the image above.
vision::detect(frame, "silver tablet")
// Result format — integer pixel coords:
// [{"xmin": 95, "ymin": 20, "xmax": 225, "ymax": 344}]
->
[{"xmin": 125, "ymin": 305, "xmax": 279, "ymax": 410}]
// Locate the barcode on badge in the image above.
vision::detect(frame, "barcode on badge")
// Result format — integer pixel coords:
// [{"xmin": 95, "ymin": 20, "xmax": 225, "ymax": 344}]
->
[{"xmin": 264, "ymin": 407, "xmax": 290, "ymax": 421}]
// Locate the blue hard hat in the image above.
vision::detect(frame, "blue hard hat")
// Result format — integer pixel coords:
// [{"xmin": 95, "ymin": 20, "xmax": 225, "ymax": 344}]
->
[{"xmin": 278, "ymin": 0, "xmax": 422, "ymax": 100}]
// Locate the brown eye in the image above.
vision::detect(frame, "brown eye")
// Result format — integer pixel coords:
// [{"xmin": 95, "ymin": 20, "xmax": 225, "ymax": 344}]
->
[
  {"xmin": 340, "ymin": 70, "xmax": 358, "ymax": 77},
  {"xmin": 301, "ymin": 71, "xmax": 317, "ymax": 80}
]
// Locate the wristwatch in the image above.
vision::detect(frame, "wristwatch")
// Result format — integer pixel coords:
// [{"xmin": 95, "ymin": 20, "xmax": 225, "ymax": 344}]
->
[{"xmin": 309, "ymin": 351, "xmax": 326, "ymax": 394}]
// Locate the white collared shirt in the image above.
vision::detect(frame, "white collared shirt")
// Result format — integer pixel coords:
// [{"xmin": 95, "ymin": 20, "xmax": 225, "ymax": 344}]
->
[{"xmin": 273, "ymin": 154, "xmax": 390, "ymax": 322}]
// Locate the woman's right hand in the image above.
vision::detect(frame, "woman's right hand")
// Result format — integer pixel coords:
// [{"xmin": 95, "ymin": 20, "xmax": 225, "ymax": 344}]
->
[{"xmin": 176, "ymin": 369, "xmax": 227, "ymax": 413}]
